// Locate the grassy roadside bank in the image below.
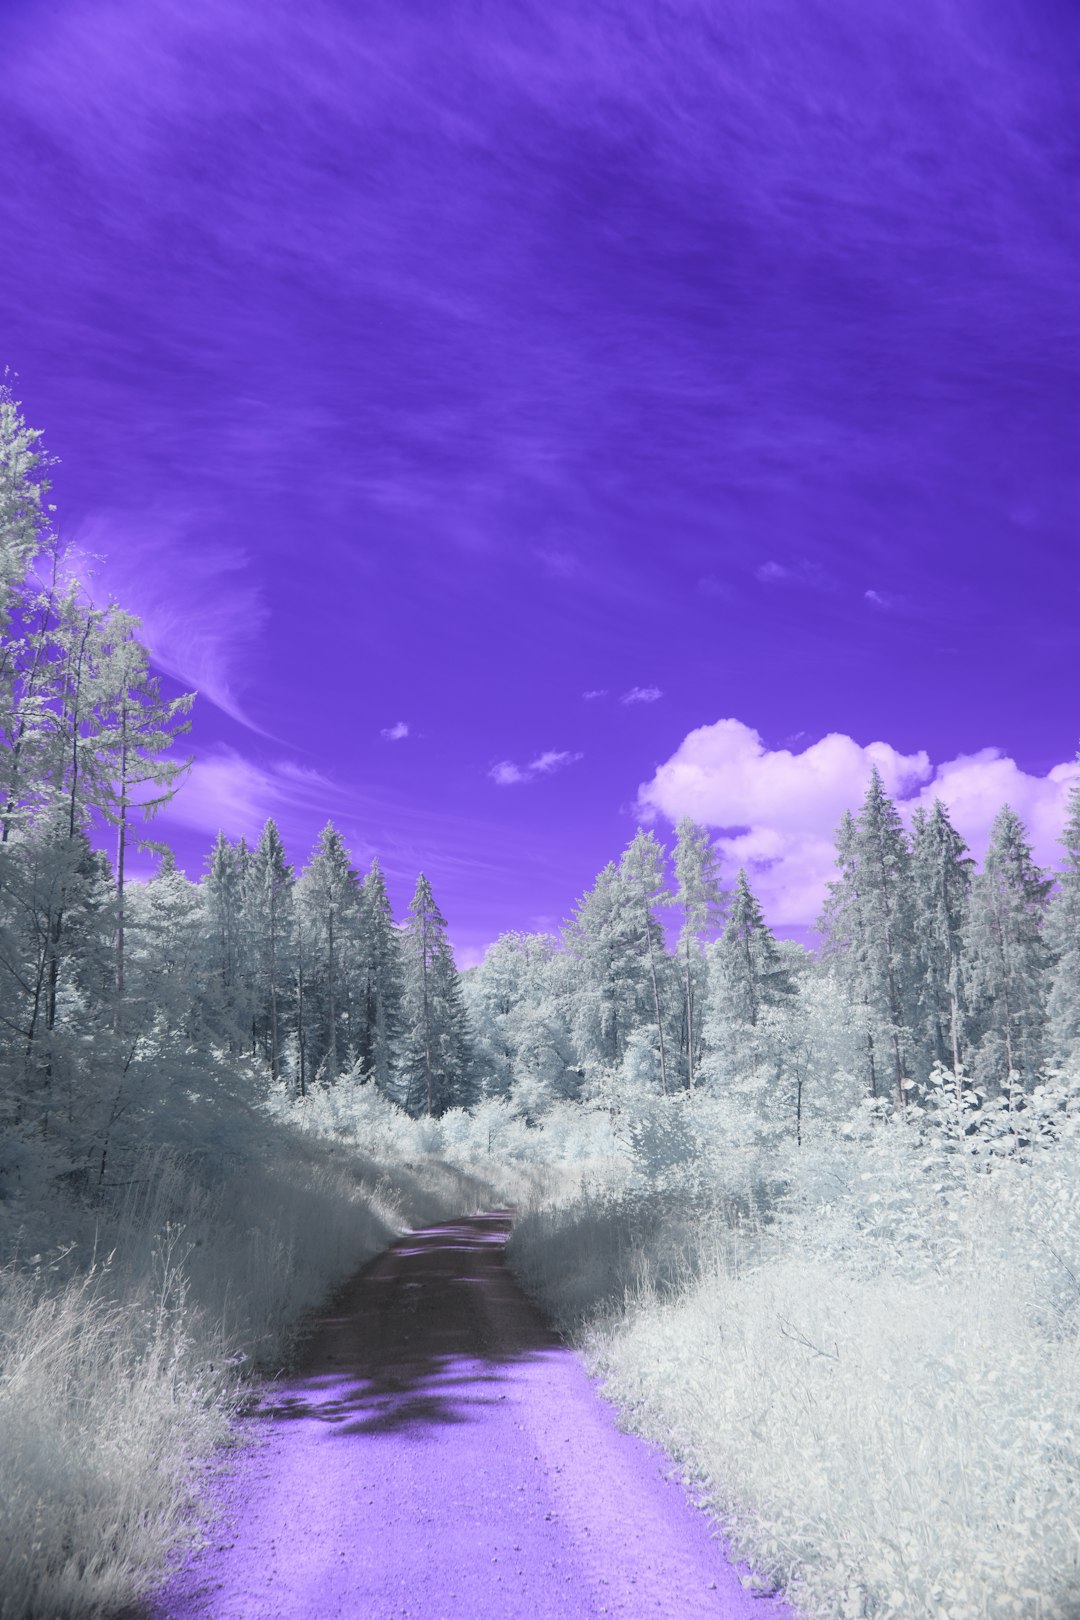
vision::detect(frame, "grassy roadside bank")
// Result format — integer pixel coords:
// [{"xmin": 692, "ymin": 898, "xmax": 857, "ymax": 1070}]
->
[
  {"xmin": 507, "ymin": 1089, "xmax": 1080, "ymax": 1620},
  {"xmin": 0, "ymin": 1111, "xmax": 496, "ymax": 1620}
]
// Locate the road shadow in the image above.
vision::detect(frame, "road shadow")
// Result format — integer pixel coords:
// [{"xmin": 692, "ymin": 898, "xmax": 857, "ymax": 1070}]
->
[{"xmin": 245, "ymin": 1211, "xmax": 566, "ymax": 1438}]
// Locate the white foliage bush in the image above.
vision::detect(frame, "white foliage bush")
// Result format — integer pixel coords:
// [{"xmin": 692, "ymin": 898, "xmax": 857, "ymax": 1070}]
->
[{"xmin": 509, "ymin": 1073, "xmax": 1080, "ymax": 1620}]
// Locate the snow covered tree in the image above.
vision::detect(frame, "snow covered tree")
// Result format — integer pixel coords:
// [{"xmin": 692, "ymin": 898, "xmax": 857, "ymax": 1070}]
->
[
  {"xmin": 397, "ymin": 872, "xmax": 473, "ymax": 1116},
  {"xmin": 673, "ymin": 817, "xmax": 727, "ymax": 1089},
  {"xmin": 1047, "ymin": 765, "xmax": 1080, "ymax": 1067},
  {"xmin": 964, "ymin": 804, "xmax": 1053, "ymax": 1093}
]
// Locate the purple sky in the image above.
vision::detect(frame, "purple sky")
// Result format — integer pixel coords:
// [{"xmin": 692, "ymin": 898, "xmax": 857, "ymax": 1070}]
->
[{"xmin": 3, "ymin": 0, "xmax": 1079, "ymax": 962}]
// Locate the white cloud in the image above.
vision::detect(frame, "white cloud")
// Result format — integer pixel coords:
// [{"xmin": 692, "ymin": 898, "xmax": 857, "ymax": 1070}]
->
[
  {"xmin": 489, "ymin": 749, "xmax": 582, "ymax": 787},
  {"xmin": 621, "ymin": 686, "xmax": 663, "ymax": 705},
  {"xmin": 583, "ymin": 689, "xmax": 609, "ymax": 701},
  {"xmin": 638, "ymin": 718, "xmax": 1079, "ymax": 929},
  {"xmin": 381, "ymin": 721, "xmax": 409, "ymax": 741}
]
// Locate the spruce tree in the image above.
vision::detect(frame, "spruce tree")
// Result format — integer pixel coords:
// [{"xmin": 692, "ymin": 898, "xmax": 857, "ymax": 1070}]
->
[
  {"xmin": 358, "ymin": 856, "xmax": 402, "ymax": 1093},
  {"xmin": 398, "ymin": 873, "xmax": 472, "ymax": 1115},
  {"xmin": 910, "ymin": 799, "xmax": 974, "ymax": 1078},
  {"xmin": 203, "ymin": 832, "xmax": 250, "ymax": 1051},
  {"xmin": 963, "ymin": 804, "xmax": 1052, "ymax": 1093},
  {"xmin": 819, "ymin": 769, "xmax": 917, "ymax": 1109},
  {"xmin": 295, "ymin": 823, "xmax": 360, "ymax": 1085},
  {"xmin": 244, "ymin": 819, "xmax": 295, "ymax": 1080},
  {"xmin": 1047, "ymin": 765, "xmax": 1080, "ymax": 1066}
]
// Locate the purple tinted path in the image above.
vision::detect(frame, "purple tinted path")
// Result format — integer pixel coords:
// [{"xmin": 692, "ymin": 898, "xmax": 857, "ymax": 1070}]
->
[{"xmin": 149, "ymin": 1214, "xmax": 800, "ymax": 1620}]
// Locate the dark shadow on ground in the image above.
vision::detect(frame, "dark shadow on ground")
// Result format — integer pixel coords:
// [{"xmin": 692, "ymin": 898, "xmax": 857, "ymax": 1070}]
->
[{"xmin": 243, "ymin": 1211, "xmax": 566, "ymax": 1437}]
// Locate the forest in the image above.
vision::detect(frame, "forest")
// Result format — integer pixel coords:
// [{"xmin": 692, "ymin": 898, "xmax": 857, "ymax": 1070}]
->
[{"xmin": 3, "ymin": 384, "xmax": 1079, "ymax": 1619}]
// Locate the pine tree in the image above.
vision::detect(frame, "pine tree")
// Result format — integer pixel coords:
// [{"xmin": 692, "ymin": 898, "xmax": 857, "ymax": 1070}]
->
[
  {"xmin": 398, "ymin": 873, "xmax": 472, "ymax": 1115},
  {"xmin": 963, "ymin": 804, "xmax": 1052, "ymax": 1094},
  {"xmin": 673, "ymin": 817, "xmax": 726, "ymax": 1090},
  {"xmin": 1047, "ymin": 764, "xmax": 1080, "ymax": 1066}
]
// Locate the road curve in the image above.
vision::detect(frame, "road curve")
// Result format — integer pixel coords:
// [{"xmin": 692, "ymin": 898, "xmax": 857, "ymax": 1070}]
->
[{"xmin": 149, "ymin": 1213, "xmax": 800, "ymax": 1620}]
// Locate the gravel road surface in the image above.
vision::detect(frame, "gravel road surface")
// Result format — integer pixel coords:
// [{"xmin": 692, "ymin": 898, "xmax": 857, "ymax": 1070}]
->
[{"xmin": 149, "ymin": 1213, "xmax": 799, "ymax": 1620}]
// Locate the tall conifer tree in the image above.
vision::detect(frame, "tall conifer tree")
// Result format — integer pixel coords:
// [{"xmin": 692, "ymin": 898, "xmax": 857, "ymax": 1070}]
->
[
  {"xmin": 398, "ymin": 873, "xmax": 472, "ymax": 1116},
  {"xmin": 1047, "ymin": 765, "xmax": 1080, "ymax": 1066},
  {"xmin": 964, "ymin": 804, "xmax": 1052, "ymax": 1091}
]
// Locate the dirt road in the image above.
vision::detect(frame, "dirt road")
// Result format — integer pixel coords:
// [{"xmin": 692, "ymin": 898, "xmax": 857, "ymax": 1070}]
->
[{"xmin": 150, "ymin": 1214, "xmax": 799, "ymax": 1620}]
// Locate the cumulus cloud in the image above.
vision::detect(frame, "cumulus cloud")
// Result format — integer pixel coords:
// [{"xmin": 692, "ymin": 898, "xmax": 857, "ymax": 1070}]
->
[
  {"xmin": 583, "ymin": 689, "xmax": 609, "ymax": 701},
  {"xmin": 380, "ymin": 721, "xmax": 409, "ymax": 740},
  {"xmin": 621, "ymin": 686, "xmax": 663, "ymax": 705},
  {"xmin": 638, "ymin": 718, "xmax": 1079, "ymax": 929},
  {"xmin": 489, "ymin": 748, "xmax": 582, "ymax": 786}
]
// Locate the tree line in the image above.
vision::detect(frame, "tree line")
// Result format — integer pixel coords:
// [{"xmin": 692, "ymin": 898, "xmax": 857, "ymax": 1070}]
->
[{"xmin": 2, "ymin": 380, "xmax": 1078, "ymax": 1216}]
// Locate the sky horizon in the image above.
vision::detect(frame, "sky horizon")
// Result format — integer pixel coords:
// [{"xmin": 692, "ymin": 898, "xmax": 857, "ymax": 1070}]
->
[{"xmin": 3, "ymin": 0, "xmax": 1078, "ymax": 965}]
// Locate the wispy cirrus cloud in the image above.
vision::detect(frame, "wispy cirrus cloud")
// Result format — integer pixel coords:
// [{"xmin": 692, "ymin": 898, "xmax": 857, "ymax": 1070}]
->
[
  {"xmin": 755, "ymin": 559, "xmax": 832, "ymax": 591},
  {"xmin": 865, "ymin": 588, "xmax": 903, "ymax": 610},
  {"xmin": 489, "ymin": 749, "xmax": 582, "ymax": 786},
  {"xmin": 165, "ymin": 746, "xmax": 341, "ymax": 846},
  {"xmin": 380, "ymin": 721, "xmax": 410, "ymax": 740},
  {"xmin": 621, "ymin": 685, "xmax": 663, "ymax": 705},
  {"xmin": 582, "ymin": 688, "xmax": 609, "ymax": 701},
  {"xmin": 69, "ymin": 505, "xmax": 269, "ymax": 732},
  {"xmin": 638, "ymin": 718, "xmax": 1079, "ymax": 930}
]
